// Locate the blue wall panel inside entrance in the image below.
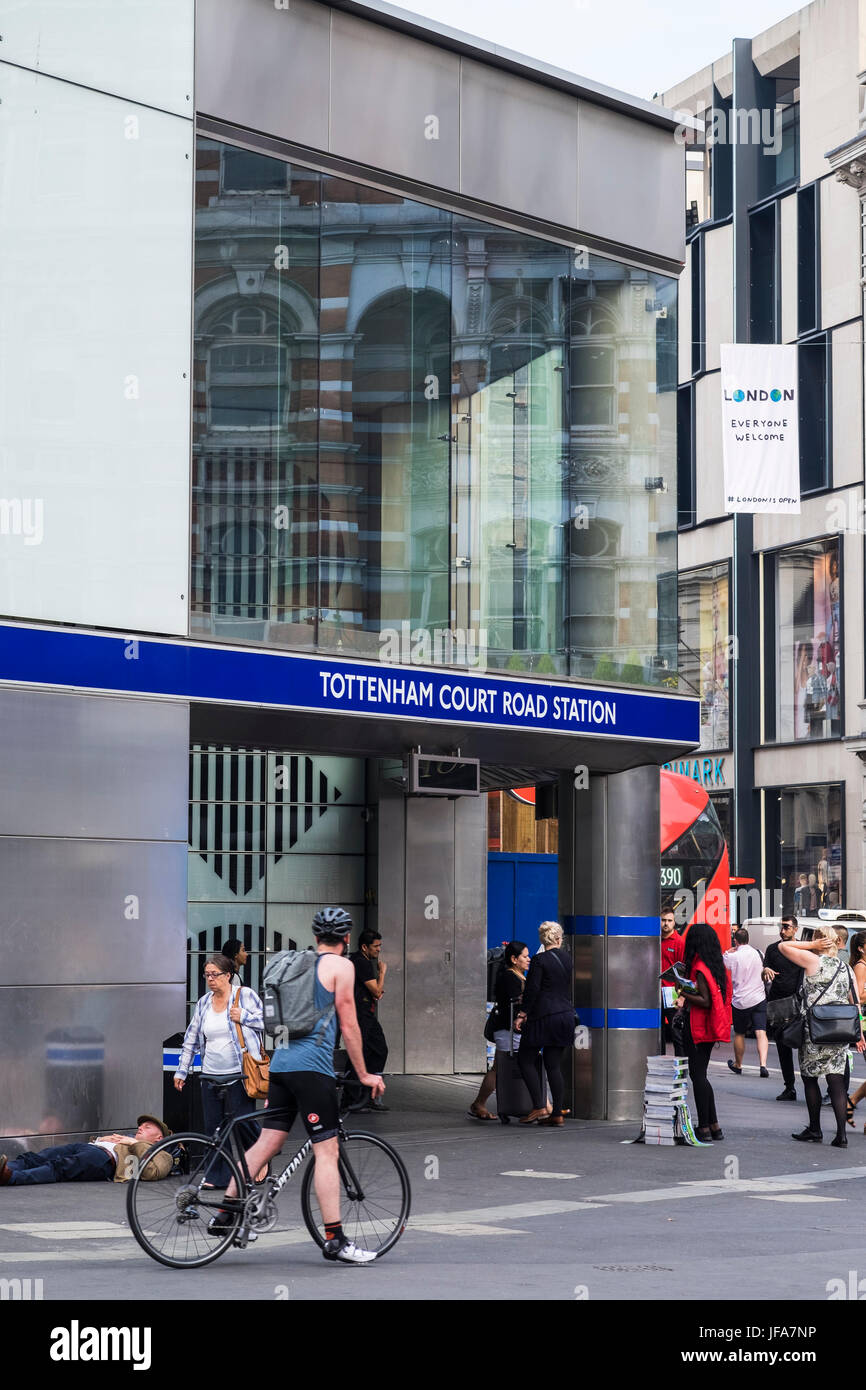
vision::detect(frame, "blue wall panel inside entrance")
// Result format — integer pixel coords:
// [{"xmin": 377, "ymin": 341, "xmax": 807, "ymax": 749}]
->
[{"xmin": 487, "ymin": 853, "xmax": 558, "ymax": 949}]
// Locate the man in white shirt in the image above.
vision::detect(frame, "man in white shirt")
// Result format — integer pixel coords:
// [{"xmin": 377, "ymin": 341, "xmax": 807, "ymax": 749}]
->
[{"xmin": 724, "ymin": 928, "xmax": 770, "ymax": 1077}]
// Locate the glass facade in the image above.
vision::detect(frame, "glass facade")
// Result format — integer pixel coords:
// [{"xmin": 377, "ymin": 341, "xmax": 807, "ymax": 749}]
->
[
  {"xmin": 767, "ymin": 783, "xmax": 844, "ymax": 912},
  {"xmin": 678, "ymin": 562, "xmax": 730, "ymax": 750},
  {"xmin": 191, "ymin": 138, "xmax": 678, "ymax": 684},
  {"xmin": 187, "ymin": 746, "xmax": 366, "ymax": 1013},
  {"xmin": 775, "ymin": 538, "xmax": 840, "ymax": 742}
]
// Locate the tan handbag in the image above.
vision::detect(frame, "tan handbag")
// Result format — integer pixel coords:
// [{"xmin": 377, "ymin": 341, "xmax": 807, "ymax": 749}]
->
[{"xmin": 233, "ymin": 990, "xmax": 270, "ymax": 1099}]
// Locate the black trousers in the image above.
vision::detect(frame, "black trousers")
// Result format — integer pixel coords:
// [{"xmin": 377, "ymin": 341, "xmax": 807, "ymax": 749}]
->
[
  {"xmin": 200, "ymin": 1075, "xmax": 260, "ymax": 1185},
  {"xmin": 345, "ymin": 1013, "xmax": 389, "ymax": 1103},
  {"xmin": 359, "ymin": 1013, "xmax": 388, "ymax": 1074},
  {"xmin": 776, "ymin": 1039, "xmax": 796, "ymax": 1089},
  {"xmin": 518, "ymin": 1044, "xmax": 566, "ymax": 1115},
  {"xmin": 684, "ymin": 1019, "xmax": 718, "ymax": 1130}
]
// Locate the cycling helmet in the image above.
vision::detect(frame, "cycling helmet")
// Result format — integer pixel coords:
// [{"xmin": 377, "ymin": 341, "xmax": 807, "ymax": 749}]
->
[{"xmin": 312, "ymin": 906, "xmax": 353, "ymax": 938}]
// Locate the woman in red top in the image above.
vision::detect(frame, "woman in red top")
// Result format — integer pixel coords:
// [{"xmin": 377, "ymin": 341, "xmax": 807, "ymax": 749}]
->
[{"xmin": 679, "ymin": 924, "xmax": 733, "ymax": 1141}]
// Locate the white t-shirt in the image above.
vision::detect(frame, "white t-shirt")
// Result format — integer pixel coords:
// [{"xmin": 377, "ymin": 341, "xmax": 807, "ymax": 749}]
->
[
  {"xmin": 91, "ymin": 1140, "xmax": 118, "ymax": 1161},
  {"xmin": 202, "ymin": 1005, "xmax": 238, "ymax": 1075},
  {"xmin": 724, "ymin": 944, "xmax": 766, "ymax": 1010}
]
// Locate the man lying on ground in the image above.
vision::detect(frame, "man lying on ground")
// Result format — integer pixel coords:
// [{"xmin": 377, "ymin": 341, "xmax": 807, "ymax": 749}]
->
[{"xmin": 0, "ymin": 1115, "xmax": 172, "ymax": 1185}]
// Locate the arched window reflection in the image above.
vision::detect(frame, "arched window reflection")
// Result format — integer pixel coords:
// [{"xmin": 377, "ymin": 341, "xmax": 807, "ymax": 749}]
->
[
  {"xmin": 569, "ymin": 295, "xmax": 617, "ymax": 430},
  {"xmin": 208, "ymin": 305, "xmax": 292, "ymax": 430}
]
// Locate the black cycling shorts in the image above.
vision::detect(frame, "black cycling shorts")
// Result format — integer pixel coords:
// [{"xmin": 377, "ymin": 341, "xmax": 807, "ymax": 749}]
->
[{"xmin": 261, "ymin": 1071, "xmax": 339, "ymax": 1144}]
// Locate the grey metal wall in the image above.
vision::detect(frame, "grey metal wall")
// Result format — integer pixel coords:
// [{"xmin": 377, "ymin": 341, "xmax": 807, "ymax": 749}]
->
[
  {"xmin": 560, "ymin": 765, "xmax": 661, "ymax": 1120},
  {"xmin": 195, "ymin": 0, "xmax": 685, "ymax": 267},
  {"xmin": 370, "ymin": 770, "xmax": 487, "ymax": 1074},
  {"xmin": 367, "ymin": 778, "xmax": 406, "ymax": 1073},
  {"xmin": 0, "ymin": 688, "xmax": 189, "ymax": 1149}
]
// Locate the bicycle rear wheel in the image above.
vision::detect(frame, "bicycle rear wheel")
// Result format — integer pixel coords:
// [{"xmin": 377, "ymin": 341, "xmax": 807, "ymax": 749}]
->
[
  {"xmin": 126, "ymin": 1133, "xmax": 244, "ymax": 1269},
  {"xmin": 301, "ymin": 1131, "xmax": 411, "ymax": 1258}
]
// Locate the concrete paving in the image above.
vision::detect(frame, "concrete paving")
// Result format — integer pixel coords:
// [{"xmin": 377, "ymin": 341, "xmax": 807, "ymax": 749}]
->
[{"xmin": 2, "ymin": 1048, "xmax": 865, "ymax": 1302}]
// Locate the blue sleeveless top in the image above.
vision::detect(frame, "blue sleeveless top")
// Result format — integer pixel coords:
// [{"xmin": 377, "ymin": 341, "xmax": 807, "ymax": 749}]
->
[{"xmin": 270, "ymin": 955, "xmax": 337, "ymax": 1078}]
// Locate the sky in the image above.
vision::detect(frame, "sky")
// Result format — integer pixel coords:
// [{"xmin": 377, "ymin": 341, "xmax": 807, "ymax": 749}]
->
[{"xmin": 402, "ymin": 0, "xmax": 800, "ymax": 102}]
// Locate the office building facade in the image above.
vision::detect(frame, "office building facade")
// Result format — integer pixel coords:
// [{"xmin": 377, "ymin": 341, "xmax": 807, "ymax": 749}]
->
[{"xmin": 662, "ymin": 0, "xmax": 866, "ymax": 919}]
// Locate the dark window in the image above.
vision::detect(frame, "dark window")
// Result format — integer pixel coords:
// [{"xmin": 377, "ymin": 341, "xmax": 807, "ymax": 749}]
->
[
  {"xmin": 749, "ymin": 203, "xmax": 777, "ymax": 343},
  {"xmin": 799, "ymin": 334, "xmax": 829, "ymax": 493},
  {"xmin": 690, "ymin": 235, "xmax": 704, "ymax": 375},
  {"xmin": 222, "ymin": 148, "xmax": 288, "ymax": 192},
  {"xmin": 797, "ymin": 184, "xmax": 818, "ymax": 337},
  {"xmin": 677, "ymin": 384, "xmax": 695, "ymax": 528},
  {"xmin": 710, "ymin": 792, "xmax": 734, "ymax": 876},
  {"xmin": 771, "ymin": 96, "xmax": 799, "ymax": 193},
  {"xmin": 710, "ymin": 94, "xmax": 732, "ymax": 221},
  {"xmin": 756, "ymin": 71, "xmax": 799, "ymax": 200},
  {"xmin": 656, "ymin": 569, "xmax": 678, "ymax": 677},
  {"xmin": 655, "ymin": 279, "xmax": 678, "ymax": 393}
]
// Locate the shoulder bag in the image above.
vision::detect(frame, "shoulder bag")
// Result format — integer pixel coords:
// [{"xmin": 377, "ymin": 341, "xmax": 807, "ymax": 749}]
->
[
  {"xmin": 766, "ymin": 995, "xmax": 799, "ymax": 1041},
  {"xmin": 808, "ymin": 963, "xmax": 861, "ymax": 1046},
  {"xmin": 233, "ymin": 989, "xmax": 270, "ymax": 1099}
]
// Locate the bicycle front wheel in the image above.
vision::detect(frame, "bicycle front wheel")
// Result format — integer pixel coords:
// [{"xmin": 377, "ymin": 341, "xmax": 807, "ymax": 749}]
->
[
  {"xmin": 301, "ymin": 1131, "xmax": 411, "ymax": 1258},
  {"xmin": 126, "ymin": 1133, "xmax": 244, "ymax": 1269}
]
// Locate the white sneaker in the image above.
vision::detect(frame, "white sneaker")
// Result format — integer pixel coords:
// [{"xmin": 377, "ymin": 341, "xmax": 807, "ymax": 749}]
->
[{"xmin": 322, "ymin": 1236, "xmax": 377, "ymax": 1264}]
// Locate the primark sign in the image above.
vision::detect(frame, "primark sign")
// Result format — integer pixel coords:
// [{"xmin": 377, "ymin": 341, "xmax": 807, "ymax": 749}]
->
[
  {"xmin": 662, "ymin": 755, "xmax": 731, "ymax": 788},
  {"xmin": 0, "ymin": 623, "xmax": 699, "ymax": 747}
]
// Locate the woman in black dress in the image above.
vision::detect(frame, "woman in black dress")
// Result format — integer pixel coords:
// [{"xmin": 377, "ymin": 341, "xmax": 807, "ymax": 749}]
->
[
  {"xmin": 469, "ymin": 941, "xmax": 528, "ymax": 1120},
  {"xmin": 516, "ymin": 921, "xmax": 574, "ymax": 1126}
]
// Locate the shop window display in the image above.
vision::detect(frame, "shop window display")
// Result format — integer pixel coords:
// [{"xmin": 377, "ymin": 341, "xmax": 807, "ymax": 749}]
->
[
  {"xmin": 770, "ymin": 783, "xmax": 843, "ymax": 912},
  {"xmin": 776, "ymin": 539, "xmax": 840, "ymax": 742}
]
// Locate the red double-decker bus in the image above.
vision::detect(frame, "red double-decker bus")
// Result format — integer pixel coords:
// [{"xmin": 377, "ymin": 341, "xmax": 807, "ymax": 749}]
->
[{"xmin": 660, "ymin": 769, "xmax": 729, "ymax": 948}]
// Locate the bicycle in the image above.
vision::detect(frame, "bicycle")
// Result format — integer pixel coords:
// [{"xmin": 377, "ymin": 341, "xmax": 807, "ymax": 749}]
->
[{"xmin": 126, "ymin": 1097, "xmax": 411, "ymax": 1270}]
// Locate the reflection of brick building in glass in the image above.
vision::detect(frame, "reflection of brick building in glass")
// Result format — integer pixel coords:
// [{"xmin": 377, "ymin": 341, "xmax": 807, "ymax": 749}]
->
[{"xmin": 192, "ymin": 140, "xmax": 677, "ymax": 681}]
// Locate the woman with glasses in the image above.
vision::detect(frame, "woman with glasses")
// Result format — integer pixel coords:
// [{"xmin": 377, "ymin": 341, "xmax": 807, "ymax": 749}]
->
[{"xmin": 173, "ymin": 953, "xmax": 264, "ymax": 1186}]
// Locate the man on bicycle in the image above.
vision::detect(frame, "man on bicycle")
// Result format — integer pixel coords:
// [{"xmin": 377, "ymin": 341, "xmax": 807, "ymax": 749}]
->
[{"xmin": 212, "ymin": 907, "xmax": 385, "ymax": 1264}]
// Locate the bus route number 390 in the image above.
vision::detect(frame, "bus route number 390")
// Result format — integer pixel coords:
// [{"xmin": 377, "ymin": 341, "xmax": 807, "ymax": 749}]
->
[{"xmin": 661, "ymin": 866, "xmax": 683, "ymax": 888}]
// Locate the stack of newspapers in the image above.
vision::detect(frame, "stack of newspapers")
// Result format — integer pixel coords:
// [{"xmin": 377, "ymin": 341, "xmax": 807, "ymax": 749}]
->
[{"xmin": 640, "ymin": 1056, "xmax": 705, "ymax": 1146}]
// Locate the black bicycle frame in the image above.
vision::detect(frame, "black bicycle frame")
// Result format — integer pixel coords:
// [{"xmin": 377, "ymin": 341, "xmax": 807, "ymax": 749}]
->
[{"xmin": 208, "ymin": 1107, "xmax": 365, "ymax": 1202}]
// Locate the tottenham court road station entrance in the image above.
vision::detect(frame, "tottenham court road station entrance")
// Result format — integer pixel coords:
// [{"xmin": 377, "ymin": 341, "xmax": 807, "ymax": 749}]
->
[{"xmin": 0, "ymin": 627, "xmax": 698, "ymax": 1132}]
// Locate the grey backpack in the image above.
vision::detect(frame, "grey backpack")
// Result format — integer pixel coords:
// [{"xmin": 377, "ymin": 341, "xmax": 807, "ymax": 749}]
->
[{"xmin": 262, "ymin": 949, "xmax": 335, "ymax": 1044}]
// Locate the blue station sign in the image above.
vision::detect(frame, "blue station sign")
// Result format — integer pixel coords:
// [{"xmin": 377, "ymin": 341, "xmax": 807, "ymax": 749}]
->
[{"xmin": 0, "ymin": 622, "xmax": 700, "ymax": 747}]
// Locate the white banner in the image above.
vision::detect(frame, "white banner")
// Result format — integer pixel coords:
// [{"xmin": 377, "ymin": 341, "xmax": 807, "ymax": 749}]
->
[{"xmin": 720, "ymin": 343, "xmax": 800, "ymax": 514}]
